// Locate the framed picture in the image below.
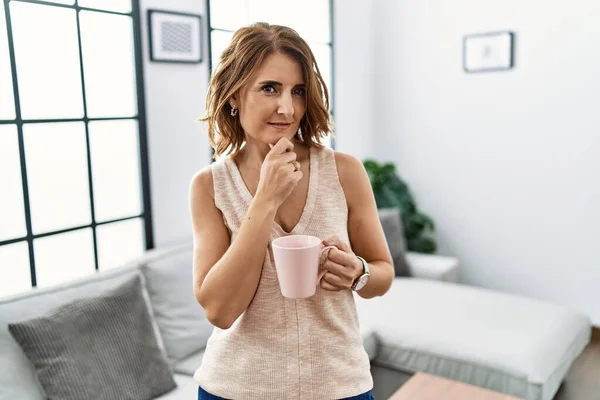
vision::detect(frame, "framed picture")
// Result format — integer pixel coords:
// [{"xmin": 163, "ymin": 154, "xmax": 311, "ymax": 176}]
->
[
  {"xmin": 147, "ymin": 10, "xmax": 202, "ymax": 64},
  {"xmin": 463, "ymin": 31, "xmax": 514, "ymax": 73}
]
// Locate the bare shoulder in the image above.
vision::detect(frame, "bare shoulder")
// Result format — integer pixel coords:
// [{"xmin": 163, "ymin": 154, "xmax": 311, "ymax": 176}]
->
[
  {"xmin": 333, "ymin": 151, "xmax": 366, "ymax": 183},
  {"xmin": 189, "ymin": 164, "xmax": 215, "ymax": 200},
  {"xmin": 332, "ymin": 151, "xmax": 373, "ymax": 209},
  {"xmin": 189, "ymin": 163, "xmax": 227, "ymax": 248}
]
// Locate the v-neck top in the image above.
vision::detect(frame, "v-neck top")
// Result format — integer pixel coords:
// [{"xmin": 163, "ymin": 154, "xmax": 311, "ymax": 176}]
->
[
  {"xmin": 193, "ymin": 146, "xmax": 373, "ymax": 400},
  {"xmin": 227, "ymin": 146, "xmax": 319, "ymax": 235}
]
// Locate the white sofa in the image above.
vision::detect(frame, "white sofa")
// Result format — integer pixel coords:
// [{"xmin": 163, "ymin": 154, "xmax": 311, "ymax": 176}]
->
[
  {"xmin": 0, "ymin": 240, "xmax": 590, "ymax": 400},
  {"xmin": 356, "ymin": 279, "xmax": 591, "ymax": 400},
  {"xmin": 0, "ymin": 240, "xmax": 457, "ymax": 400}
]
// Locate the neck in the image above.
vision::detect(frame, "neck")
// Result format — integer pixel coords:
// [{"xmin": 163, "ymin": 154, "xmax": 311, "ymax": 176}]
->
[{"xmin": 237, "ymin": 139, "xmax": 271, "ymax": 170}]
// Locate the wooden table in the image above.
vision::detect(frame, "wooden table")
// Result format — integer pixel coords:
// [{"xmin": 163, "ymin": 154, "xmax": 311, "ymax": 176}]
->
[{"xmin": 389, "ymin": 372, "xmax": 523, "ymax": 400}]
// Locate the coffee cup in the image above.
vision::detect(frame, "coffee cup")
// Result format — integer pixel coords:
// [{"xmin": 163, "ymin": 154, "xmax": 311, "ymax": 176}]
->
[{"xmin": 271, "ymin": 235, "xmax": 336, "ymax": 299}]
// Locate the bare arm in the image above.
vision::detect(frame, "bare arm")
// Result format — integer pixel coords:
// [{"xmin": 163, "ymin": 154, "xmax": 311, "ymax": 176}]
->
[
  {"xmin": 190, "ymin": 138, "xmax": 301, "ymax": 329},
  {"xmin": 189, "ymin": 168, "xmax": 276, "ymax": 329},
  {"xmin": 336, "ymin": 152, "xmax": 394, "ymax": 299}
]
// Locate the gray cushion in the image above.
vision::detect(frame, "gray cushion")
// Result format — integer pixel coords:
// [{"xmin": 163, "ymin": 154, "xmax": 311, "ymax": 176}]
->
[
  {"xmin": 362, "ymin": 329, "xmax": 379, "ymax": 362},
  {"xmin": 173, "ymin": 349, "xmax": 205, "ymax": 376},
  {"xmin": 378, "ymin": 208, "xmax": 411, "ymax": 277},
  {"xmin": 8, "ymin": 276, "xmax": 176, "ymax": 400},
  {"xmin": 141, "ymin": 243, "xmax": 213, "ymax": 363},
  {"xmin": 0, "ymin": 266, "xmax": 143, "ymax": 400}
]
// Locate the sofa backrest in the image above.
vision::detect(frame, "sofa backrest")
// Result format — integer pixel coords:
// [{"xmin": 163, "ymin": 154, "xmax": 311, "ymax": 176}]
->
[
  {"xmin": 0, "ymin": 239, "xmax": 212, "ymax": 400},
  {"xmin": 140, "ymin": 241, "xmax": 213, "ymax": 363}
]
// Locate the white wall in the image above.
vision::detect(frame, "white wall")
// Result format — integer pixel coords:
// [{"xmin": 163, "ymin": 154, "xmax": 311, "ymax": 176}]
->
[
  {"xmin": 373, "ymin": 0, "xmax": 600, "ymax": 324},
  {"xmin": 333, "ymin": 0, "xmax": 375, "ymax": 161},
  {"xmin": 140, "ymin": 0, "xmax": 211, "ymax": 247}
]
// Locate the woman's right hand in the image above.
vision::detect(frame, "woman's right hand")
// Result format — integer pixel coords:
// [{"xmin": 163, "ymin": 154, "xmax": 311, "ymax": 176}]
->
[{"xmin": 255, "ymin": 137, "xmax": 303, "ymax": 208}]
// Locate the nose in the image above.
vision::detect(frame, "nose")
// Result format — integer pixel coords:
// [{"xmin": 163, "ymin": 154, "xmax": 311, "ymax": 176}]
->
[{"xmin": 276, "ymin": 93, "xmax": 294, "ymax": 118}]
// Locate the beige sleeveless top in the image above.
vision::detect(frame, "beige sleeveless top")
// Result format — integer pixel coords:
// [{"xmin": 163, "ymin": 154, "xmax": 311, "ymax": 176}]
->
[{"xmin": 193, "ymin": 146, "xmax": 372, "ymax": 399}]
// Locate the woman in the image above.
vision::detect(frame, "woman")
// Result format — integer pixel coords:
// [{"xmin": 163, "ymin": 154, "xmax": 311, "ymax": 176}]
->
[{"xmin": 189, "ymin": 22, "xmax": 394, "ymax": 400}]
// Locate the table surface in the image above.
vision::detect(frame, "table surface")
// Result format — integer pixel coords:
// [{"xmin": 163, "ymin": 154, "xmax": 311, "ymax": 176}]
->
[{"xmin": 389, "ymin": 372, "xmax": 523, "ymax": 400}]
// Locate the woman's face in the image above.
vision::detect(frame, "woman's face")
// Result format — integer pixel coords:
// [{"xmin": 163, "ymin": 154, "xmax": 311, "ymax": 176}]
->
[{"xmin": 231, "ymin": 51, "xmax": 306, "ymax": 145}]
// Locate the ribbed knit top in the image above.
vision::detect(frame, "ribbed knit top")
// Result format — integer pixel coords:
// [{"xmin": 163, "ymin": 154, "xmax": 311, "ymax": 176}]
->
[{"xmin": 193, "ymin": 146, "xmax": 373, "ymax": 399}]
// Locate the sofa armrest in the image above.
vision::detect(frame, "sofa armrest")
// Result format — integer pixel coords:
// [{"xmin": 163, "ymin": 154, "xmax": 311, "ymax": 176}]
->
[{"xmin": 405, "ymin": 252, "xmax": 460, "ymax": 283}]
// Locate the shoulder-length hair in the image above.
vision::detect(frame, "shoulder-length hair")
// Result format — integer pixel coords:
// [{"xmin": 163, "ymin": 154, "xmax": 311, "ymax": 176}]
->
[{"xmin": 201, "ymin": 22, "xmax": 332, "ymax": 158}]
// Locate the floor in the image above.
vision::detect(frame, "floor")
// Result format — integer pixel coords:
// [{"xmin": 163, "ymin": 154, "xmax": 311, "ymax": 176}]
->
[{"xmin": 554, "ymin": 334, "xmax": 600, "ymax": 400}]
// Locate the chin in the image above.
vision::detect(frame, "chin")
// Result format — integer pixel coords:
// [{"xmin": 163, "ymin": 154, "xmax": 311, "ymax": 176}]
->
[{"xmin": 267, "ymin": 131, "xmax": 297, "ymax": 142}]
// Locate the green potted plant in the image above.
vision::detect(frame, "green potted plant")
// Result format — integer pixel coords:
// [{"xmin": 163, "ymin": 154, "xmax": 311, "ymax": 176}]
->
[{"xmin": 363, "ymin": 159, "xmax": 437, "ymax": 254}]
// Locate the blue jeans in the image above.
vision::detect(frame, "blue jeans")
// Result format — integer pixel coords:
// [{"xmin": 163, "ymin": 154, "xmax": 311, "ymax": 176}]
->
[{"xmin": 198, "ymin": 386, "xmax": 375, "ymax": 400}]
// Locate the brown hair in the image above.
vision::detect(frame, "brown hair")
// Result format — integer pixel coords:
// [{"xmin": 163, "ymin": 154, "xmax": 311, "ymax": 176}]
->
[{"xmin": 201, "ymin": 22, "xmax": 332, "ymax": 158}]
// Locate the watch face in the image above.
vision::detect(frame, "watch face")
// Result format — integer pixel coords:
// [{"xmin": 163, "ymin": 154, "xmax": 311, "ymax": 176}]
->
[{"xmin": 354, "ymin": 275, "xmax": 369, "ymax": 291}]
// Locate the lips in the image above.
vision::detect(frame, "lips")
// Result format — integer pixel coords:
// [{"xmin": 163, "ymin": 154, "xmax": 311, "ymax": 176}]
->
[{"xmin": 268, "ymin": 122, "xmax": 292, "ymax": 130}]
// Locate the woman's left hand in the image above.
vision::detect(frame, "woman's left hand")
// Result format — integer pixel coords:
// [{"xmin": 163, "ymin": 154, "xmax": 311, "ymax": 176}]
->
[{"xmin": 320, "ymin": 237, "xmax": 364, "ymax": 291}]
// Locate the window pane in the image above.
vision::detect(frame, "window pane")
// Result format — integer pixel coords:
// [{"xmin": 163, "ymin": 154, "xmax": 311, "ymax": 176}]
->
[
  {"xmin": 210, "ymin": 30, "xmax": 233, "ymax": 72},
  {"xmin": 78, "ymin": 0, "xmax": 131, "ymax": 13},
  {"xmin": 89, "ymin": 120, "xmax": 141, "ymax": 222},
  {"xmin": 310, "ymin": 44, "xmax": 332, "ymax": 106},
  {"xmin": 0, "ymin": 125, "xmax": 26, "ymax": 241},
  {"xmin": 34, "ymin": 229, "xmax": 95, "ymax": 288},
  {"xmin": 319, "ymin": 130, "xmax": 332, "ymax": 148},
  {"xmin": 0, "ymin": 3, "xmax": 15, "ymax": 120},
  {"xmin": 96, "ymin": 218, "xmax": 144, "ymax": 271},
  {"xmin": 10, "ymin": 2, "xmax": 83, "ymax": 120},
  {"xmin": 38, "ymin": 0, "xmax": 75, "ymax": 4},
  {"xmin": 247, "ymin": 0, "xmax": 331, "ymax": 44},
  {"xmin": 24, "ymin": 122, "xmax": 91, "ymax": 234},
  {"xmin": 80, "ymin": 11, "xmax": 136, "ymax": 118},
  {"xmin": 0, "ymin": 241, "xmax": 31, "ymax": 297},
  {"xmin": 308, "ymin": 45, "xmax": 332, "ymax": 148},
  {"xmin": 209, "ymin": 0, "xmax": 247, "ymax": 31}
]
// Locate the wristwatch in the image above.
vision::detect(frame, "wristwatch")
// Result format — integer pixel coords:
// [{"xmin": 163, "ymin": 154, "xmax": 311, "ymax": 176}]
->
[{"xmin": 351, "ymin": 256, "xmax": 371, "ymax": 292}]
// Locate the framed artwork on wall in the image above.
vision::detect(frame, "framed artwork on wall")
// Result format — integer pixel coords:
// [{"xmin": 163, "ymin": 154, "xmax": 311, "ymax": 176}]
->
[
  {"xmin": 148, "ymin": 10, "xmax": 203, "ymax": 64},
  {"xmin": 463, "ymin": 31, "xmax": 514, "ymax": 73}
]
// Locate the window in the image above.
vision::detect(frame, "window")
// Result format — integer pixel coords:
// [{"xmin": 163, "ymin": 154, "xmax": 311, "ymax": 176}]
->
[
  {"xmin": 206, "ymin": 0, "xmax": 335, "ymax": 148},
  {"xmin": 0, "ymin": 0, "xmax": 152, "ymax": 297}
]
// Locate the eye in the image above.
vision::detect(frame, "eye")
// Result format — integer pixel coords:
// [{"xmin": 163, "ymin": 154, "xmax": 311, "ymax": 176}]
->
[
  {"xmin": 261, "ymin": 84, "xmax": 276, "ymax": 93},
  {"xmin": 293, "ymin": 87, "xmax": 306, "ymax": 96}
]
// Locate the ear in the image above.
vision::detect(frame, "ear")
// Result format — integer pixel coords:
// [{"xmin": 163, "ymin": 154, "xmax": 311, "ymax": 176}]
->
[{"xmin": 229, "ymin": 94, "xmax": 238, "ymax": 109}]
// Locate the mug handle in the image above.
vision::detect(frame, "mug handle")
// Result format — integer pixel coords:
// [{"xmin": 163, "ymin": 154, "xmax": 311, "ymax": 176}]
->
[{"xmin": 317, "ymin": 245, "xmax": 337, "ymax": 286}]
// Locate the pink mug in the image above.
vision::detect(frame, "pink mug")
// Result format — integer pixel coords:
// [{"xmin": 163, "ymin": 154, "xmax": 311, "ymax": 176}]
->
[{"xmin": 271, "ymin": 235, "xmax": 336, "ymax": 299}]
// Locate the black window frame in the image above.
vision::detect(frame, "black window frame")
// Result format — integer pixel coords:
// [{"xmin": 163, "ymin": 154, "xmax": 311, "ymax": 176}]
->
[{"xmin": 0, "ymin": 0, "xmax": 153, "ymax": 289}]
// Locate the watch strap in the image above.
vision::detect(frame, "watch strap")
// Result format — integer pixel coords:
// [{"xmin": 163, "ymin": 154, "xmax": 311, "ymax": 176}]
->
[{"xmin": 352, "ymin": 256, "xmax": 370, "ymax": 291}]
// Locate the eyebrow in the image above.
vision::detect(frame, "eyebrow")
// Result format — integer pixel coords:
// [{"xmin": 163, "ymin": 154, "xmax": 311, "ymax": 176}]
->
[{"xmin": 258, "ymin": 80, "xmax": 305, "ymax": 87}]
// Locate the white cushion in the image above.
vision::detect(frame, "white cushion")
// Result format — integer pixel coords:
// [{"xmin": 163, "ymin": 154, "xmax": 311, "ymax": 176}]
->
[
  {"xmin": 405, "ymin": 252, "xmax": 460, "ymax": 282},
  {"xmin": 156, "ymin": 374, "xmax": 199, "ymax": 399},
  {"xmin": 356, "ymin": 278, "xmax": 591, "ymax": 400},
  {"xmin": 141, "ymin": 242, "xmax": 213, "ymax": 363}
]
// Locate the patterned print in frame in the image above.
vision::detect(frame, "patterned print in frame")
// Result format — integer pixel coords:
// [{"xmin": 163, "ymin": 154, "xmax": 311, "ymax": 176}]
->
[{"xmin": 148, "ymin": 10, "xmax": 202, "ymax": 64}]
